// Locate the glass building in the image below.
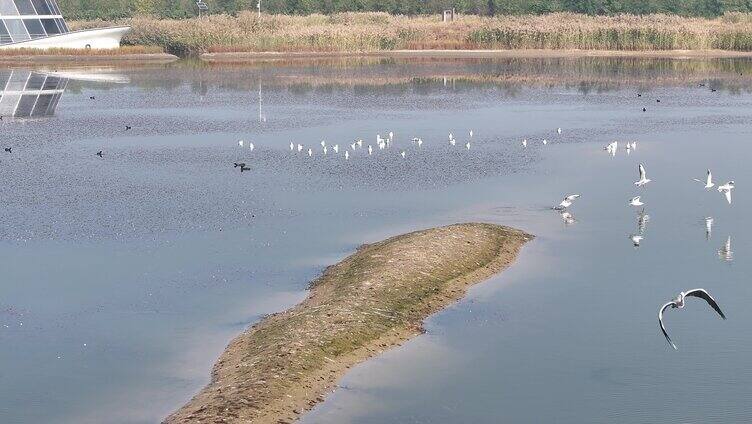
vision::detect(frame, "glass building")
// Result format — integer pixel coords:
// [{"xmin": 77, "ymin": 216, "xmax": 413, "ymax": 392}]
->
[
  {"xmin": 0, "ymin": 70, "xmax": 67, "ymax": 117},
  {"xmin": 0, "ymin": 0, "xmax": 70, "ymax": 45}
]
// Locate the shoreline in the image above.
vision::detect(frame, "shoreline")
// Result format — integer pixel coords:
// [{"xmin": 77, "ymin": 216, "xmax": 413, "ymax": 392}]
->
[
  {"xmin": 200, "ymin": 49, "xmax": 752, "ymax": 62},
  {"xmin": 0, "ymin": 52, "xmax": 178, "ymax": 64},
  {"xmin": 164, "ymin": 223, "xmax": 532, "ymax": 423}
]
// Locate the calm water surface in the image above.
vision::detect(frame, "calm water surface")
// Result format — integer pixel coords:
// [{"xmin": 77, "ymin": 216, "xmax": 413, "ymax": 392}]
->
[{"xmin": 1, "ymin": 58, "xmax": 751, "ymax": 423}]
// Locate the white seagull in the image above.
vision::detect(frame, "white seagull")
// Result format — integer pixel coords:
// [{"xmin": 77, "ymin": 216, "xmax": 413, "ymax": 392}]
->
[
  {"xmin": 629, "ymin": 196, "xmax": 644, "ymax": 207},
  {"xmin": 350, "ymin": 142, "xmax": 357, "ymax": 150},
  {"xmin": 465, "ymin": 142, "xmax": 471, "ymax": 150},
  {"xmin": 249, "ymin": 142, "xmax": 254, "ymax": 151},
  {"xmin": 522, "ymin": 139, "xmax": 527, "ymax": 148},
  {"xmin": 718, "ymin": 181, "xmax": 734, "ymax": 204},
  {"xmin": 345, "ymin": 151, "xmax": 349, "ymax": 160},
  {"xmin": 417, "ymin": 138, "xmax": 423, "ymax": 147},
  {"xmin": 333, "ymin": 144, "xmax": 339, "ymax": 154},
  {"xmin": 368, "ymin": 145, "xmax": 373, "ymax": 155},
  {"xmin": 400, "ymin": 151, "xmax": 406, "ymax": 158},
  {"xmin": 557, "ymin": 127, "xmax": 562, "ymax": 134},
  {"xmin": 634, "ymin": 163, "xmax": 651, "ymax": 187},
  {"xmin": 289, "ymin": 142, "xmax": 294, "ymax": 151},
  {"xmin": 357, "ymin": 139, "xmax": 363, "ymax": 148},
  {"xmin": 629, "ymin": 234, "xmax": 643, "ymax": 247},
  {"xmin": 469, "ymin": 130, "xmax": 473, "ymax": 138},
  {"xmin": 320, "ymin": 140, "xmax": 326, "ymax": 148},
  {"xmin": 297, "ymin": 144, "xmax": 303, "ymax": 152},
  {"xmin": 542, "ymin": 139, "xmax": 548, "ymax": 145},
  {"xmin": 323, "ymin": 146, "xmax": 328, "ymax": 155},
  {"xmin": 307, "ymin": 148, "xmax": 312, "ymax": 157},
  {"xmin": 693, "ymin": 169, "xmax": 714, "ymax": 189},
  {"xmin": 238, "ymin": 140, "xmax": 244, "ymax": 147},
  {"xmin": 658, "ymin": 289, "xmax": 726, "ymax": 350},
  {"xmin": 555, "ymin": 194, "xmax": 581, "ymax": 210}
]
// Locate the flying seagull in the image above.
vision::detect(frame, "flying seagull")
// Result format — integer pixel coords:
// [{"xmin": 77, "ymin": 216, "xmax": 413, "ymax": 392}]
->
[
  {"xmin": 718, "ymin": 181, "xmax": 734, "ymax": 204},
  {"xmin": 233, "ymin": 162, "xmax": 246, "ymax": 168},
  {"xmin": 658, "ymin": 289, "xmax": 726, "ymax": 350},
  {"xmin": 240, "ymin": 165, "xmax": 251, "ymax": 172},
  {"xmin": 629, "ymin": 234, "xmax": 643, "ymax": 247},
  {"xmin": 635, "ymin": 163, "xmax": 651, "ymax": 187},
  {"xmin": 96, "ymin": 151, "xmax": 103, "ymax": 157},
  {"xmin": 629, "ymin": 196, "xmax": 644, "ymax": 207},
  {"xmin": 693, "ymin": 169, "xmax": 714, "ymax": 189},
  {"xmin": 4, "ymin": 147, "xmax": 11, "ymax": 153},
  {"xmin": 555, "ymin": 194, "xmax": 581, "ymax": 210}
]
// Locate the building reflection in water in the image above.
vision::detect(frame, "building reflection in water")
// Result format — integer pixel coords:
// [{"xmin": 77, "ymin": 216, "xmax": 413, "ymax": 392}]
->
[{"xmin": 0, "ymin": 70, "xmax": 67, "ymax": 118}]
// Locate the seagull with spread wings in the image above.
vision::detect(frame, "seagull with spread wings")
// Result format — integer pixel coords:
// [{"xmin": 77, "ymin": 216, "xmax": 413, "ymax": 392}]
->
[
  {"xmin": 555, "ymin": 194, "xmax": 581, "ymax": 210},
  {"xmin": 658, "ymin": 289, "xmax": 726, "ymax": 350},
  {"xmin": 635, "ymin": 163, "xmax": 651, "ymax": 187},
  {"xmin": 693, "ymin": 169, "xmax": 714, "ymax": 189}
]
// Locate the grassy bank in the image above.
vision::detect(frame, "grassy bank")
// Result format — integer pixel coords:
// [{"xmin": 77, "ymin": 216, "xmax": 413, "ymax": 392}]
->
[
  {"xmin": 0, "ymin": 45, "xmax": 164, "ymax": 56},
  {"xmin": 165, "ymin": 223, "xmax": 531, "ymax": 423},
  {"xmin": 70, "ymin": 12, "xmax": 752, "ymax": 56}
]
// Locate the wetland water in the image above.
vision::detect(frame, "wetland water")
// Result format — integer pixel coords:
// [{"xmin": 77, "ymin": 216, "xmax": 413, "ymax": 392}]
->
[{"xmin": 1, "ymin": 58, "xmax": 751, "ymax": 423}]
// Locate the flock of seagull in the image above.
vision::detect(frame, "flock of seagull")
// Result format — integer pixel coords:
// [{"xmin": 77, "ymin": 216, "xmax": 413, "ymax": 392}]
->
[
  {"xmin": 232, "ymin": 130, "xmax": 476, "ymax": 170},
  {"xmin": 234, "ymin": 122, "xmax": 734, "ymax": 351},
  {"xmin": 553, "ymin": 134, "xmax": 735, "ymax": 350}
]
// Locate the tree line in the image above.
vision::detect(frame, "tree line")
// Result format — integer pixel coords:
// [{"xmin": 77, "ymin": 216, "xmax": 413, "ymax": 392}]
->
[{"xmin": 58, "ymin": 0, "xmax": 751, "ymax": 20}]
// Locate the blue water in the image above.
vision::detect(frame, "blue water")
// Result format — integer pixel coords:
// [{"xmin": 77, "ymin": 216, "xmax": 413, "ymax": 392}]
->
[{"xmin": 1, "ymin": 58, "xmax": 751, "ymax": 423}]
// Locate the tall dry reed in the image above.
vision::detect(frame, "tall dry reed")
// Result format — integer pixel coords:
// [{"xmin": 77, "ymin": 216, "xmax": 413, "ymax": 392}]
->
[{"xmin": 71, "ymin": 12, "xmax": 752, "ymax": 56}]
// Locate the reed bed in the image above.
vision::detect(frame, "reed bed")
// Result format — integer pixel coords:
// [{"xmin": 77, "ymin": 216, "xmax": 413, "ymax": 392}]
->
[{"xmin": 74, "ymin": 12, "xmax": 752, "ymax": 56}]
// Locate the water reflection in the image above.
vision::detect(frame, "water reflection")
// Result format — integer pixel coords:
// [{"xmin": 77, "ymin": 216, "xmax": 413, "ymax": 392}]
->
[
  {"xmin": 719, "ymin": 236, "xmax": 734, "ymax": 262},
  {"xmin": 705, "ymin": 217, "xmax": 714, "ymax": 241},
  {"xmin": 0, "ymin": 70, "xmax": 67, "ymax": 118},
  {"xmin": 0, "ymin": 69, "xmax": 128, "ymax": 119},
  {"xmin": 629, "ymin": 211, "xmax": 650, "ymax": 248}
]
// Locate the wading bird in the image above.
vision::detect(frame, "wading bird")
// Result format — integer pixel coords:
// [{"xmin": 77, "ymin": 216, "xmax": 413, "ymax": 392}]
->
[{"xmin": 658, "ymin": 289, "xmax": 726, "ymax": 350}]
